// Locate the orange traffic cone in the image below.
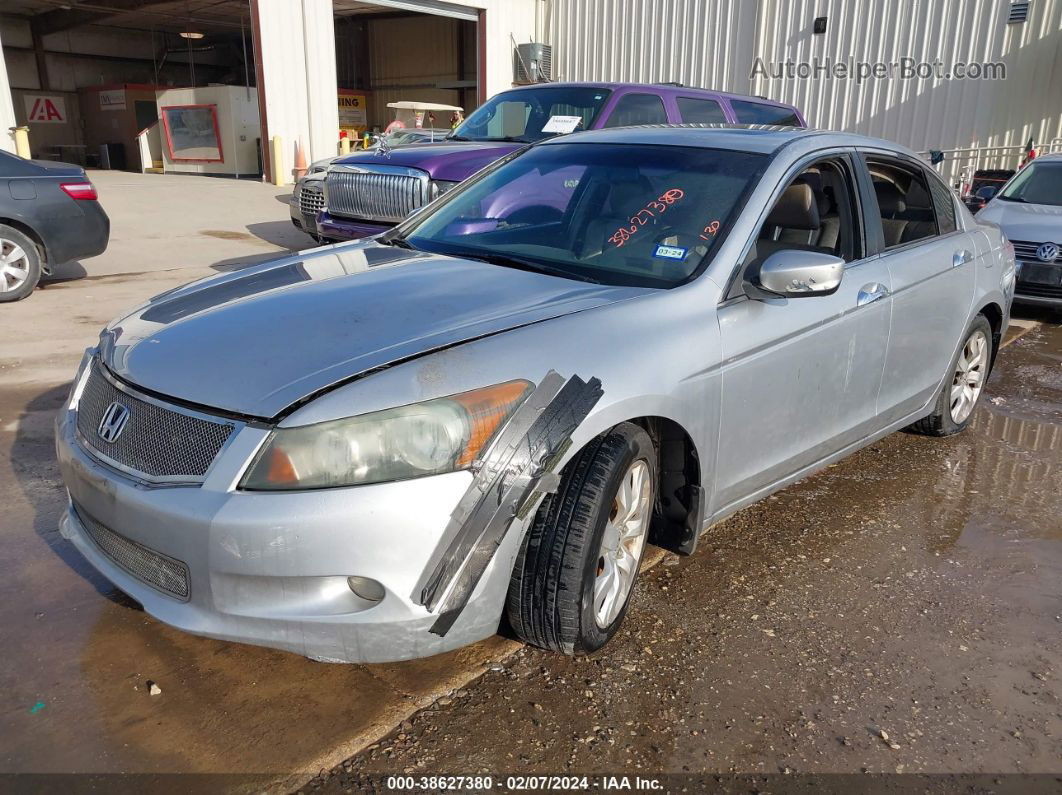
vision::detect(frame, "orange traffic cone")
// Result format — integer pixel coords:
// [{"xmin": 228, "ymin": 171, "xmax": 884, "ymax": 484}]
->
[{"xmin": 293, "ymin": 139, "xmax": 308, "ymax": 180}]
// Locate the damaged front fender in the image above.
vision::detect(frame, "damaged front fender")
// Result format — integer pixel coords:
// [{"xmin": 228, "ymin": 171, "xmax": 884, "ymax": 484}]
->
[{"xmin": 413, "ymin": 370, "xmax": 603, "ymax": 635}]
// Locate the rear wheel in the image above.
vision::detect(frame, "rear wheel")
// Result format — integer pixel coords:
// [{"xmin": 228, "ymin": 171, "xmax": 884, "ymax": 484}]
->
[
  {"xmin": 0, "ymin": 225, "xmax": 42, "ymax": 303},
  {"xmin": 506, "ymin": 423, "xmax": 656, "ymax": 655},
  {"xmin": 909, "ymin": 314, "xmax": 993, "ymax": 436}
]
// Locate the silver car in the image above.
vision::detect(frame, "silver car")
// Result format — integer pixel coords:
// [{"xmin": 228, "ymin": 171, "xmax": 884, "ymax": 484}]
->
[
  {"xmin": 56, "ymin": 127, "xmax": 1014, "ymax": 663},
  {"xmin": 975, "ymin": 152, "xmax": 1062, "ymax": 308}
]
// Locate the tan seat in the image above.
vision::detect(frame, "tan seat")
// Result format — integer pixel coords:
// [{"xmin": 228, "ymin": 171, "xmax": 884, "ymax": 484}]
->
[
  {"xmin": 577, "ymin": 178, "xmax": 652, "ymax": 257},
  {"xmin": 748, "ymin": 182, "xmax": 834, "ymax": 266},
  {"xmin": 874, "ymin": 181, "xmax": 935, "ymax": 246},
  {"xmin": 777, "ymin": 173, "xmax": 841, "ymax": 253}
]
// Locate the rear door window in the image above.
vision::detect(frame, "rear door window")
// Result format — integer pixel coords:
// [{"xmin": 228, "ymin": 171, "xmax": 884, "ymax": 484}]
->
[
  {"xmin": 730, "ymin": 100, "xmax": 801, "ymax": 127},
  {"xmin": 676, "ymin": 97, "xmax": 728, "ymax": 124},
  {"xmin": 602, "ymin": 93, "xmax": 669, "ymax": 128},
  {"xmin": 864, "ymin": 156, "xmax": 942, "ymax": 249}
]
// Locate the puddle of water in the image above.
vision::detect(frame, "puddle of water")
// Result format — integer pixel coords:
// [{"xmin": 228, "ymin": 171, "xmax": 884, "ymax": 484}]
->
[{"xmin": 199, "ymin": 229, "xmax": 254, "ymax": 241}]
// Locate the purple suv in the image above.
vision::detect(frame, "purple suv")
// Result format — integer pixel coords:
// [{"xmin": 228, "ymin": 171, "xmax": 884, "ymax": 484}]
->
[{"xmin": 317, "ymin": 82, "xmax": 805, "ymax": 242}]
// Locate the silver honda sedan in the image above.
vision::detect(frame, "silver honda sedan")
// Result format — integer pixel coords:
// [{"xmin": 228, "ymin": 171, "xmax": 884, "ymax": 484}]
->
[{"xmin": 56, "ymin": 126, "xmax": 1015, "ymax": 663}]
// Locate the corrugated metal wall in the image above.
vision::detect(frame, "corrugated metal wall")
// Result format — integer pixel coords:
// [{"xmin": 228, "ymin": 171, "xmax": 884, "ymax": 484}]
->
[
  {"xmin": 548, "ymin": 0, "xmax": 759, "ymax": 91},
  {"xmin": 367, "ymin": 15, "xmax": 465, "ymax": 126},
  {"xmin": 548, "ymin": 0, "xmax": 1062, "ymax": 154}
]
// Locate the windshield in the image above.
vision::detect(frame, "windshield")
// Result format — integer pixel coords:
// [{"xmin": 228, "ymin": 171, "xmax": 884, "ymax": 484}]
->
[
  {"xmin": 997, "ymin": 161, "xmax": 1062, "ymax": 206},
  {"xmin": 385, "ymin": 129, "xmax": 446, "ymax": 146},
  {"xmin": 450, "ymin": 87, "xmax": 612, "ymax": 143},
  {"xmin": 401, "ymin": 143, "xmax": 766, "ymax": 288}
]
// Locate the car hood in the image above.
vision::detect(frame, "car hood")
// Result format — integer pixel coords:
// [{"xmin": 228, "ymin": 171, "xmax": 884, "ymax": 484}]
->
[
  {"xmin": 99, "ymin": 242, "xmax": 647, "ymax": 419},
  {"xmin": 332, "ymin": 141, "xmax": 522, "ymax": 182},
  {"xmin": 976, "ymin": 199, "xmax": 1062, "ymax": 242}
]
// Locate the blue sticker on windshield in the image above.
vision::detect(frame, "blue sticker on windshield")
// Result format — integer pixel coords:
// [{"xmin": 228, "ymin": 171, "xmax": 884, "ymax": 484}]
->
[{"xmin": 653, "ymin": 244, "xmax": 688, "ymax": 261}]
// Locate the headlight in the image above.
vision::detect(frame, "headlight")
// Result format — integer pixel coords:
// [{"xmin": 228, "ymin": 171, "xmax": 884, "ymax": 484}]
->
[
  {"xmin": 429, "ymin": 180, "xmax": 460, "ymax": 200},
  {"xmin": 240, "ymin": 380, "xmax": 531, "ymax": 490}
]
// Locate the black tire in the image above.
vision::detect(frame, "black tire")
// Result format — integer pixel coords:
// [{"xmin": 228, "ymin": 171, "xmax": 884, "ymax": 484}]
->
[
  {"xmin": 0, "ymin": 225, "xmax": 42, "ymax": 303},
  {"xmin": 908, "ymin": 314, "xmax": 994, "ymax": 437},
  {"xmin": 506, "ymin": 422, "xmax": 656, "ymax": 655}
]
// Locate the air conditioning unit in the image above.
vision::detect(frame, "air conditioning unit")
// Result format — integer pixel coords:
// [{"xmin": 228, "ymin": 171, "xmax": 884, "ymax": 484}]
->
[{"xmin": 514, "ymin": 43, "xmax": 552, "ymax": 84}]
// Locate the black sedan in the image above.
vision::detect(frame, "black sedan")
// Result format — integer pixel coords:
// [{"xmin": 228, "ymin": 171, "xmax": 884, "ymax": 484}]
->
[{"xmin": 0, "ymin": 150, "xmax": 109, "ymax": 302}]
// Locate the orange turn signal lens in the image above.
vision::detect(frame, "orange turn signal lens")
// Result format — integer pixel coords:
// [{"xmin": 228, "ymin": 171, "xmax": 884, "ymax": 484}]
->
[
  {"xmin": 452, "ymin": 380, "xmax": 532, "ymax": 467},
  {"xmin": 264, "ymin": 447, "xmax": 299, "ymax": 485}
]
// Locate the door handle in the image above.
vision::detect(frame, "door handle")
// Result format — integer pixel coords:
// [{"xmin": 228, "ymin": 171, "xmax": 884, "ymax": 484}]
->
[
  {"xmin": 953, "ymin": 249, "xmax": 974, "ymax": 268},
  {"xmin": 857, "ymin": 283, "xmax": 890, "ymax": 306}
]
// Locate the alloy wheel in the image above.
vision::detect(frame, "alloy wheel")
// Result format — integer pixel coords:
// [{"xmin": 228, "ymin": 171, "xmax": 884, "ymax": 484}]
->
[
  {"xmin": 0, "ymin": 238, "xmax": 31, "ymax": 294},
  {"xmin": 950, "ymin": 329, "xmax": 988, "ymax": 424},
  {"xmin": 593, "ymin": 458, "xmax": 652, "ymax": 628}
]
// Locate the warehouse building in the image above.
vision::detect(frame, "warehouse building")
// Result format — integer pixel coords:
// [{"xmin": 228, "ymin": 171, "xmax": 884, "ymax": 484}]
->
[
  {"xmin": 1, "ymin": 0, "xmax": 1060, "ymax": 185},
  {"xmin": 0, "ymin": 0, "xmax": 539, "ymax": 182}
]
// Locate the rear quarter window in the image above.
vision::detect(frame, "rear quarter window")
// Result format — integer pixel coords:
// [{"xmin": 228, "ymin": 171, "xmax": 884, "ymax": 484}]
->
[
  {"xmin": 730, "ymin": 100, "xmax": 801, "ymax": 127},
  {"xmin": 926, "ymin": 170, "xmax": 958, "ymax": 234}
]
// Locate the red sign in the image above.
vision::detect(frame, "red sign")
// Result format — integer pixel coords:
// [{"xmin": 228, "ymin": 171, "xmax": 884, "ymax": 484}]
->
[{"xmin": 24, "ymin": 95, "xmax": 67, "ymax": 123}]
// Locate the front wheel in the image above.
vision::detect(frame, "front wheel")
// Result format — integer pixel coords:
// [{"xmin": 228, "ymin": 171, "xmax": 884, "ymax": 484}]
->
[
  {"xmin": 909, "ymin": 314, "xmax": 993, "ymax": 436},
  {"xmin": 506, "ymin": 423, "xmax": 656, "ymax": 655}
]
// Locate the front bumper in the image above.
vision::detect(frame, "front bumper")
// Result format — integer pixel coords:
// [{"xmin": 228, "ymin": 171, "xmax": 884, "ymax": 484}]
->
[
  {"xmin": 1014, "ymin": 260, "xmax": 1062, "ymax": 307},
  {"xmin": 316, "ymin": 212, "xmax": 392, "ymax": 242},
  {"xmin": 288, "ymin": 200, "xmax": 315, "ymax": 235},
  {"xmin": 54, "ymin": 377, "xmax": 515, "ymax": 663}
]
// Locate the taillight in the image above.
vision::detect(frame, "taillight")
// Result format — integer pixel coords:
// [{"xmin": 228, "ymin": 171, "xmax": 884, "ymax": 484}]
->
[
  {"xmin": 60, "ymin": 182, "xmax": 98, "ymax": 200},
  {"xmin": 1001, "ymin": 237, "xmax": 1016, "ymax": 295}
]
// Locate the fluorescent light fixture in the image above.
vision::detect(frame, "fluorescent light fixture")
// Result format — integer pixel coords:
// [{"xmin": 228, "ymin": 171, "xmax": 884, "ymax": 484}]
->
[{"xmin": 179, "ymin": 31, "xmax": 205, "ymax": 39}]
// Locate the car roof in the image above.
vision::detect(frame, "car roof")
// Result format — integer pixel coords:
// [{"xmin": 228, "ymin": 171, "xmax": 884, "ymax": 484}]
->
[
  {"xmin": 497, "ymin": 82, "xmax": 799, "ymax": 109},
  {"xmin": 539, "ymin": 124, "xmax": 920, "ymax": 157},
  {"xmin": 1033, "ymin": 151, "xmax": 1062, "ymax": 162}
]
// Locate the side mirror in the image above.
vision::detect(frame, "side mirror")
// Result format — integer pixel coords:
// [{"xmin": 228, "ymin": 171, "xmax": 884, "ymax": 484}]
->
[{"xmin": 745, "ymin": 250, "xmax": 845, "ymax": 299}]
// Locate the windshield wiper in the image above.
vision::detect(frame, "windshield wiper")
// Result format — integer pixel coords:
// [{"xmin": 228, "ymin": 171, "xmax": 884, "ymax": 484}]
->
[
  {"xmin": 379, "ymin": 234, "xmax": 414, "ymax": 249},
  {"xmin": 446, "ymin": 134, "xmax": 470, "ymax": 142},
  {"xmin": 457, "ymin": 251, "xmax": 600, "ymax": 283},
  {"xmin": 996, "ymin": 194, "xmax": 1026, "ymax": 203}
]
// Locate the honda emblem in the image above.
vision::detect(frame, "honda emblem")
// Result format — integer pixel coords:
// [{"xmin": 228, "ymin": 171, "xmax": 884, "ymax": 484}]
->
[{"xmin": 97, "ymin": 401, "xmax": 130, "ymax": 443}]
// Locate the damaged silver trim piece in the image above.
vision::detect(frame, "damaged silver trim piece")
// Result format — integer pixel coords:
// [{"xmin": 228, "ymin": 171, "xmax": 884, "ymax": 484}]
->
[{"xmin": 414, "ymin": 370, "xmax": 604, "ymax": 636}]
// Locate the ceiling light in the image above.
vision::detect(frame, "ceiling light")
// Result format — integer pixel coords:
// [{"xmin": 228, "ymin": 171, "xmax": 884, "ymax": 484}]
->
[{"xmin": 179, "ymin": 31, "xmax": 205, "ymax": 39}]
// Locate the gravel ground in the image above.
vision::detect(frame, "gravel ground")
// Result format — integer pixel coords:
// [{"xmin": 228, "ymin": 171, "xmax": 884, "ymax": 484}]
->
[{"xmin": 306, "ymin": 321, "xmax": 1061, "ymax": 792}]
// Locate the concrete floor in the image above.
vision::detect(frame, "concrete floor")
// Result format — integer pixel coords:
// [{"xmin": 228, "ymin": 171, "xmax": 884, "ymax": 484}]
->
[{"xmin": 0, "ymin": 170, "xmax": 1058, "ymax": 789}]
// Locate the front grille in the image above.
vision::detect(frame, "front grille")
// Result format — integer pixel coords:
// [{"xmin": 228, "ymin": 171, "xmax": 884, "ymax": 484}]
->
[
  {"xmin": 1016, "ymin": 282, "xmax": 1062, "ymax": 299},
  {"xmin": 326, "ymin": 167, "xmax": 427, "ymax": 223},
  {"xmin": 1012, "ymin": 239, "xmax": 1060, "ymax": 261},
  {"xmin": 75, "ymin": 503, "xmax": 190, "ymax": 600},
  {"xmin": 298, "ymin": 182, "xmax": 325, "ymax": 216},
  {"xmin": 76, "ymin": 361, "xmax": 235, "ymax": 482}
]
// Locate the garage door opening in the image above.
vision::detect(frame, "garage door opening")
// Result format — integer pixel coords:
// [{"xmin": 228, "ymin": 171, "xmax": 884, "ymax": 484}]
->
[
  {"xmin": 333, "ymin": 1, "xmax": 482, "ymax": 147},
  {"xmin": 1, "ymin": 0, "xmax": 262, "ymax": 176}
]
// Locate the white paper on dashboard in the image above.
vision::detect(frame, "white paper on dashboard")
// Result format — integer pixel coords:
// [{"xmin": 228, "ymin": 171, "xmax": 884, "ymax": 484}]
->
[{"xmin": 542, "ymin": 115, "xmax": 584, "ymax": 134}]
